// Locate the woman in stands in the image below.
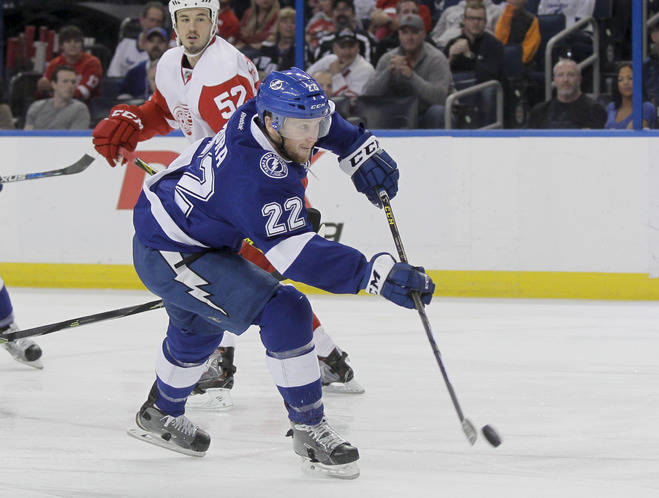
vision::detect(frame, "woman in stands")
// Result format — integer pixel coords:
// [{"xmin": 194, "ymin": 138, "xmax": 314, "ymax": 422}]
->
[{"xmin": 605, "ymin": 62, "xmax": 656, "ymax": 130}]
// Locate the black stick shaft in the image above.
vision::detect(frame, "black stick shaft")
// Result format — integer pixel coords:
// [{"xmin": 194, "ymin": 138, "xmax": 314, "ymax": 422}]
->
[
  {"xmin": 379, "ymin": 190, "xmax": 476, "ymax": 444},
  {"xmin": 0, "ymin": 300, "xmax": 164, "ymax": 343},
  {"xmin": 0, "ymin": 152, "xmax": 162, "ymax": 344}
]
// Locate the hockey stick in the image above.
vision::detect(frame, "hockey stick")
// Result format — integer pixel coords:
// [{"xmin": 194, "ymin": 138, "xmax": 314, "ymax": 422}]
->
[
  {"xmin": 0, "ymin": 150, "xmax": 166, "ymax": 345},
  {"xmin": 378, "ymin": 189, "xmax": 478, "ymax": 446},
  {"xmin": 0, "ymin": 300, "xmax": 164, "ymax": 344},
  {"xmin": 118, "ymin": 147, "xmax": 159, "ymax": 175},
  {"xmin": 0, "ymin": 151, "xmax": 96, "ymax": 183}
]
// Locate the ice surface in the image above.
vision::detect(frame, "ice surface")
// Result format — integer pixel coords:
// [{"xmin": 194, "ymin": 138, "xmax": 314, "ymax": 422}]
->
[{"xmin": 1, "ymin": 288, "xmax": 658, "ymax": 497}]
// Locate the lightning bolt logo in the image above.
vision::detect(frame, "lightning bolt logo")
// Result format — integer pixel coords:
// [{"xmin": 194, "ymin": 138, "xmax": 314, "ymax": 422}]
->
[{"xmin": 162, "ymin": 253, "xmax": 229, "ymax": 318}]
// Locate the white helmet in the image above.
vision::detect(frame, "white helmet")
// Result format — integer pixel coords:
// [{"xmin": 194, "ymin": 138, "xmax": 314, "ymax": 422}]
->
[
  {"xmin": 169, "ymin": 0, "xmax": 220, "ymax": 28},
  {"xmin": 169, "ymin": 0, "xmax": 220, "ymax": 56}
]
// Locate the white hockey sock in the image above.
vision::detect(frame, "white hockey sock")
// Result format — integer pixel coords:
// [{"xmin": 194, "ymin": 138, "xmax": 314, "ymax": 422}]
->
[
  {"xmin": 218, "ymin": 332, "xmax": 236, "ymax": 348},
  {"xmin": 312, "ymin": 325, "xmax": 336, "ymax": 357}
]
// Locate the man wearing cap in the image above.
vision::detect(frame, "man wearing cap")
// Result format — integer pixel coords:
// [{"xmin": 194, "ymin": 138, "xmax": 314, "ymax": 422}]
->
[
  {"xmin": 373, "ymin": 0, "xmax": 437, "ymax": 64},
  {"xmin": 118, "ymin": 27, "xmax": 171, "ymax": 99},
  {"xmin": 312, "ymin": 0, "xmax": 378, "ymax": 65},
  {"xmin": 363, "ymin": 13, "xmax": 453, "ymax": 128},
  {"xmin": 108, "ymin": 2, "xmax": 168, "ymax": 78},
  {"xmin": 306, "ymin": 27, "xmax": 375, "ymax": 101}
]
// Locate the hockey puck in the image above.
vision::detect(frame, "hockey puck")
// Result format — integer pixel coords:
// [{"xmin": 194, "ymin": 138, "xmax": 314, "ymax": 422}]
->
[{"xmin": 481, "ymin": 425, "xmax": 501, "ymax": 447}]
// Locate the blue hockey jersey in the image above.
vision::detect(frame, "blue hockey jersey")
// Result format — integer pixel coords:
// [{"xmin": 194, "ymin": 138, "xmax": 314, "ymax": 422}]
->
[{"xmin": 133, "ymin": 98, "xmax": 370, "ymax": 295}]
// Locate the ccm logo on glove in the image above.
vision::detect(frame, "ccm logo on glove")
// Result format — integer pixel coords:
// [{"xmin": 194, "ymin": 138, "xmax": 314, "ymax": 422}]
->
[
  {"xmin": 340, "ymin": 134, "xmax": 379, "ymax": 175},
  {"xmin": 110, "ymin": 109, "xmax": 144, "ymax": 130},
  {"xmin": 361, "ymin": 253, "xmax": 435, "ymax": 309}
]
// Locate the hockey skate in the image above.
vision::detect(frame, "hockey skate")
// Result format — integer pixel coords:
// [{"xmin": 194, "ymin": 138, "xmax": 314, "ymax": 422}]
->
[
  {"xmin": 127, "ymin": 395, "xmax": 211, "ymax": 457},
  {"xmin": 187, "ymin": 346, "xmax": 235, "ymax": 410},
  {"xmin": 318, "ymin": 348, "xmax": 364, "ymax": 394},
  {"xmin": 288, "ymin": 417, "xmax": 360, "ymax": 480},
  {"xmin": 1, "ymin": 323, "xmax": 43, "ymax": 369}
]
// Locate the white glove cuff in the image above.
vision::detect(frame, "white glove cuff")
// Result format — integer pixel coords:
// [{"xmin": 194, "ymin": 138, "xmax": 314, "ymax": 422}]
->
[
  {"xmin": 339, "ymin": 134, "xmax": 380, "ymax": 177},
  {"xmin": 364, "ymin": 253, "xmax": 395, "ymax": 295}
]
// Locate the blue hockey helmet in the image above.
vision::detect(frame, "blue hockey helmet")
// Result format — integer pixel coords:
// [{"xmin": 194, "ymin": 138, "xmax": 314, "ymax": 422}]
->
[{"xmin": 256, "ymin": 67, "xmax": 332, "ymax": 140}]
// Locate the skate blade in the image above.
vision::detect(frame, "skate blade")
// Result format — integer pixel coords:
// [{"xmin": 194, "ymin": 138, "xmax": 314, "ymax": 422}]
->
[
  {"xmin": 322, "ymin": 379, "xmax": 365, "ymax": 395},
  {"xmin": 126, "ymin": 424, "xmax": 206, "ymax": 457},
  {"xmin": 186, "ymin": 388, "xmax": 233, "ymax": 410},
  {"xmin": 5, "ymin": 352, "xmax": 43, "ymax": 370},
  {"xmin": 300, "ymin": 458, "xmax": 360, "ymax": 480}
]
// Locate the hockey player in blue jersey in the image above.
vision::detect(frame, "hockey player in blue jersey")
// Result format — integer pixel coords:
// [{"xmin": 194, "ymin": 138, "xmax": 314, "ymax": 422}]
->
[
  {"xmin": 126, "ymin": 67, "xmax": 435, "ymax": 479},
  {"xmin": 0, "ymin": 184, "xmax": 44, "ymax": 369}
]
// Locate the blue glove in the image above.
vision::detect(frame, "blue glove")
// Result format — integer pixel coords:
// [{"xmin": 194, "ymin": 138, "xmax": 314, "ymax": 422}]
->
[
  {"xmin": 339, "ymin": 132, "xmax": 399, "ymax": 207},
  {"xmin": 0, "ymin": 183, "xmax": 3, "ymax": 192},
  {"xmin": 361, "ymin": 253, "xmax": 435, "ymax": 309}
]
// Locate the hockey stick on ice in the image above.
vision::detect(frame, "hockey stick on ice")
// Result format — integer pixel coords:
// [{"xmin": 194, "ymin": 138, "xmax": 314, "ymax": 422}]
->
[
  {"xmin": 0, "ymin": 300, "xmax": 164, "ymax": 344},
  {"xmin": 0, "ymin": 151, "xmax": 166, "ymax": 345},
  {"xmin": 0, "ymin": 151, "xmax": 96, "ymax": 183},
  {"xmin": 378, "ymin": 189, "xmax": 478, "ymax": 446}
]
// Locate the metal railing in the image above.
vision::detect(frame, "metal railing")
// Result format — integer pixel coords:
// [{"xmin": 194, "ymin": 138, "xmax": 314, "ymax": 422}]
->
[
  {"xmin": 544, "ymin": 16, "xmax": 600, "ymax": 101},
  {"xmin": 445, "ymin": 80, "xmax": 504, "ymax": 130}
]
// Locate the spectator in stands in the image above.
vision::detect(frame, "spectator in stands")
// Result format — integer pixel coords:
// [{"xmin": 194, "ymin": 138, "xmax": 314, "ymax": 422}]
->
[
  {"xmin": 445, "ymin": 1, "xmax": 503, "ymax": 126},
  {"xmin": 235, "ymin": 0, "xmax": 281, "ymax": 58},
  {"xmin": 494, "ymin": 0, "xmax": 540, "ymax": 65},
  {"xmin": 373, "ymin": 0, "xmax": 437, "ymax": 65},
  {"xmin": 312, "ymin": 69, "xmax": 334, "ymax": 95},
  {"xmin": 431, "ymin": 0, "xmax": 503, "ymax": 49},
  {"xmin": 369, "ymin": 0, "xmax": 432, "ymax": 41},
  {"xmin": 107, "ymin": 2, "xmax": 167, "ymax": 78},
  {"xmin": 605, "ymin": 62, "xmax": 656, "ymax": 130},
  {"xmin": 254, "ymin": 7, "xmax": 296, "ymax": 78},
  {"xmin": 117, "ymin": 27, "xmax": 170, "ymax": 100},
  {"xmin": 0, "ymin": 85, "xmax": 14, "ymax": 129},
  {"xmin": 37, "ymin": 25, "xmax": 103, "ymax": 103},
  {"xmin": 445, "ymin": 1, "xmax": 503, "ymax": 83},
  {"xmin": 306, "ymin": 0, "xmax": 336, "ymax": 53},
  {"xmin": 0, "ymin": 104, "xmax": 14, "ymax": 129},
  {"xmin": 146, "ymin": 60, "xmax": 158, "ymax": 96},
  {"xmin": 643, "ymin": 20, "xmax": 659, "ymax": 104},
  {"xmin": 312, "ymin": 0, "xmax": 379, "ymax": 64},
  {"xmin": 526, "ymin": 58, "xmax": 606, "ymax": 128},
  {"xmin": 218, "ymin": 0, "xmax": 241, "ymax": 44},
  {"xmin": 306, "ymin": 26, "xmax": 375, "ymax": 102},
  {"xmin": 362, "ymin": 13, "xmax": 454, "ymax": 128},
  {"xmin": 25, "ymin": 66, "xmax": 90, "ymax": 130}
]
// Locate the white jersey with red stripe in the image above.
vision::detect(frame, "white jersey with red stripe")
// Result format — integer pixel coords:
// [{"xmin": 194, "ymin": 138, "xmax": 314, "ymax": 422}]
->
[{"xmin": 150, "ymin": 36, "xmax": 260, "ymax": 143}]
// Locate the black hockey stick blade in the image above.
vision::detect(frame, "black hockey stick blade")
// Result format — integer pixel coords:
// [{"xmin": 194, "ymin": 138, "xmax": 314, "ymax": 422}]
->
[
  {"xmin": 379, "ymin": 189, "xmax": 477, "ymax": 446},
  {"xmin": 0, "ymin": 151, "xmax": 96, "ymax": 183},
  {"xmin": 0, "ymin": 300, "xmax": 164, "ymax": 344}
]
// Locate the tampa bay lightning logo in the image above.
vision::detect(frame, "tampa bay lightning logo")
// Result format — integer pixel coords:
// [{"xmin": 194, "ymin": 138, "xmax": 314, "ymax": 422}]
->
[
  {"xmin": 269, "ymin": 79, "xmax": 284, "ymax": 90},
  {"xmin": 260, "ymin": 152, "xmax": 288, "ymax": 178}
]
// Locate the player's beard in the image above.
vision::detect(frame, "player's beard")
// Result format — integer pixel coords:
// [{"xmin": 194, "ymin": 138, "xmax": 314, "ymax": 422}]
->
[
  {"xmin": 284, "ymin": 139, "xmax": 315, "ymax": 164},
  {"xmin": 182, "ymin": 30, "xmax": 211, "ymax": 55}
]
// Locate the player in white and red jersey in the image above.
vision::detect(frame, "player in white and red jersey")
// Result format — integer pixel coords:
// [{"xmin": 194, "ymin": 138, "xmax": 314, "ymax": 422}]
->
[{"xmin": 92, "ymin": 0, "xmax": 364, "ymax": 410}]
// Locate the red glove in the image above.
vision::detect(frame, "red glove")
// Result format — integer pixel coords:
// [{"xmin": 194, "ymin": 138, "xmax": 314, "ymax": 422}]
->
[{"xmin": 92, "ymin": 104, "xmax": 144, "ymax": 166}]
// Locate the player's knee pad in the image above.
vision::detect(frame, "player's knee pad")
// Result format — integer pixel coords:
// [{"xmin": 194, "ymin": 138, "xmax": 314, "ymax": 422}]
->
[
  {"xmin": 258, "ymin": 285, "xmax": 313, "ymax": 353},
  {"xmin": 164, "ymin": 321, "xmax": 223, "ymax": 364}
]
